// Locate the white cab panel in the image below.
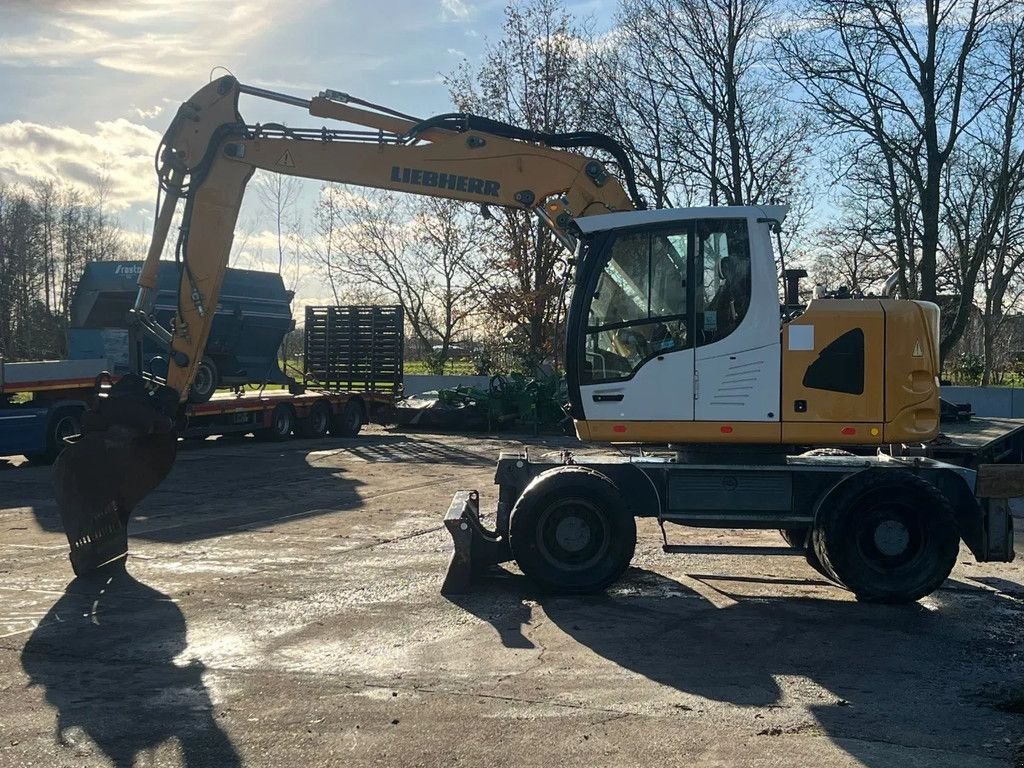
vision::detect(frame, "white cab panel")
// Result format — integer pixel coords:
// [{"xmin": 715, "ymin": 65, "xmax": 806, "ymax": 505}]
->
[{"xmin": 580, "ymin": 348, "xmax": 694, "ymax": 421}]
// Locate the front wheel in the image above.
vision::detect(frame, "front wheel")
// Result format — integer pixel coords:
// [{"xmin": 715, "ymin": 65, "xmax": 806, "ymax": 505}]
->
[
  {"xmin": 812, "ymin": 470, "xmax": 960, "ymax": 604},
  {"xmin": 509, "ymin": 467, "xmax": 635, "ymax": 593}
]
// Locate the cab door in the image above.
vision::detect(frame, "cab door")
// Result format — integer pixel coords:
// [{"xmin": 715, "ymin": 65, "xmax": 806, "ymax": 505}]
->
[
  {"xmin": 576, "ymin": 222, "xmax": 695, "ymax": 422},
  {"xmin": 692, "ymin": 217, "xmax": 781, "ymax": 422}
]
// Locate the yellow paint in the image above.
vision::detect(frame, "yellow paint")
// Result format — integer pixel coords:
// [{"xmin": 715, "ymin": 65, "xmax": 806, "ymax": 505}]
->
[{"xmin": 578, "ymin": 420, "xmax": 782, "ymax": 443}]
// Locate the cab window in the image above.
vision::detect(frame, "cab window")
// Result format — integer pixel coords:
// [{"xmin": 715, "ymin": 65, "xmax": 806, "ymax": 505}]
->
[
  {"xmin": 582, "ymin": 226, "xmax": 690, "ymax": 384},
  {"xmin": 697, "ymin": 219, "xmax": 751, "ymax": 346}
]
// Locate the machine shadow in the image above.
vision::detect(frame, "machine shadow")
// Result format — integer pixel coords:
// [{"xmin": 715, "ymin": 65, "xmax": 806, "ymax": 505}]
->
[
  {"xmin": 19, "ymin": 435, "xmax": 370, "ymax": 543},
  {"xmin": 21, "ymin": 562, "xmax": 240, "ymax": 768},
  {"xmin": 457, "ymin": 567, "xmax": 1023, "ymax": 767}
]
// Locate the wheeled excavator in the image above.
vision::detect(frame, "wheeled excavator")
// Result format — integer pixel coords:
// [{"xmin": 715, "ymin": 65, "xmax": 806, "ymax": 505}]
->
[{"xmin": 55, "ymin": 76, "xmax": 1016, "ymax": 604}]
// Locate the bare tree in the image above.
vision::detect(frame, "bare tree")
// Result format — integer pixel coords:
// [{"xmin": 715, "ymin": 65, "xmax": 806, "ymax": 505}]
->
[
  {"xmin": 598, "ymin": 0, "xmax": 811, "ymax": 210},
  {"xmin": 776, "ymin": 0, "xmax": 1014, "ymax": 320},
  {"xmin": 317, "ymin": 188, "xmax": 486, "ymax": 374},
  {"xmin": 253, "ymin": 171, "xmax": 302, "ymax": 275},
  {"xmin": 587, "ymin": 4, "xmax": 682, "ymax": 208},
  {"xmin": 446, "ymin": 0, "xmax": 598, "ymax": 370}
]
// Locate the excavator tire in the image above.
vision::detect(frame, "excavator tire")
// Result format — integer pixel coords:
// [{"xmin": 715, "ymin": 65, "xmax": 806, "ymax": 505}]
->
[
  {"xmin": 509, "ymin": 466, "xmax": 635, "ymax": 593},
  {"xmin": 811, "ymin": 470, "xmax": 959, "ymax": 604}
]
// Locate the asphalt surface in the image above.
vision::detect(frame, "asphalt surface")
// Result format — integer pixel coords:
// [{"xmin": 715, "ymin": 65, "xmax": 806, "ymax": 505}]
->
[{"xmin": 1, "ymin": 427, "xmax": 1023, "ymax": 768}]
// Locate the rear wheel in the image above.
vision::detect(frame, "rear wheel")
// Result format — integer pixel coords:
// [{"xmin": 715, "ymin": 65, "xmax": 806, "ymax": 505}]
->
[
  {"xmin": 509, "ymin": 467, "xmax": 636, "ymax": 593},
  {"xmin": 187, "ymin": 357, "xmax": 219, "ymax": 404},
  {"xmin": 300, "ymin": 400, "xmax": 331, "ymax": 439},
  {"xmin": 257, "ymin": 403, "xmax": 294, "ymax": 441},
  {"xmin": 332, "ymin": 399, "xmax": 363, "ymax": 437},
  {"xmin": 26, "ymin": 407, "xmax": 82, "ymax": 465},
  {"xmin": 812, "ymin": 470, "xmax": 959, "ymax": 604}
]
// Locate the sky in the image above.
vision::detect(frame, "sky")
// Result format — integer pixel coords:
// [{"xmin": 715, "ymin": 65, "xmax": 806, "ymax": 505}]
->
[{"xmin": 0, "ymin": 0, "xmax": 616, "ymax": 304}]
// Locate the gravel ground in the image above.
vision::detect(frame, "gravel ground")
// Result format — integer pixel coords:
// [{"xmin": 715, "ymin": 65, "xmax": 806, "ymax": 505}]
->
[{"xmin": 1, "ymin": 427, "xmax": 1022, "ymax": 768}]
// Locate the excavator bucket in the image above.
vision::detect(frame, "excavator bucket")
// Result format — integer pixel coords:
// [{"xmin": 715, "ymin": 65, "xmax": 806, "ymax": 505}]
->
[{"xmin": 54, "ymin": 374, "xmax": 179, "ymax": 575}]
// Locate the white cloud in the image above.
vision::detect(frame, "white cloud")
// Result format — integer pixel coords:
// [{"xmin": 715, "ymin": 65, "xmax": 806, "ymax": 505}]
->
[
  {"xmin": 441, "ymin": 0, "xmax": 472, "ymax": 21},
  {"xmin": 0, "ymin": 0, "xmax": 289, "ymax": 77},
  {"xmin": 131, "ymin": 104, "xmax": 164, "ymax": 120},
  {"xmin": 0, "ymin": 118, "xmax": 162, "ymax": 211}
]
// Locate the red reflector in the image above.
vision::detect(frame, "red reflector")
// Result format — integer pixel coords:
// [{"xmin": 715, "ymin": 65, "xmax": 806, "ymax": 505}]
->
[
  {"xmin": 720, "ymin": 425, "xmax": 733, "ymax": 434},
  {"xmin": 841, "ymin": 427, "xmax": 856, "ymax": 435},
  {"xmin": 613, "ymin": 425, "xmax": 627, "ymax": 433}
]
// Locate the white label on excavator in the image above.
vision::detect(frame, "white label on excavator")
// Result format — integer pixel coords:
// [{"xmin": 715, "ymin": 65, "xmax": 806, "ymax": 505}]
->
[
  {"xmin": 913, "ymin": 339, "xmax": 923, "ymax": 357},
  {"xmin": 277, "ymin": 150, "xmax": 295, "ymax": 168},
  {"xmin": 788, "ymin": 325, "xmax": 814, "ymax": 351}
]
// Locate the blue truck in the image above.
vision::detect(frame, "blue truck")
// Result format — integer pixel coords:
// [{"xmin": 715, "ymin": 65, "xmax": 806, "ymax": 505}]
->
[{"xmin": 68, "ymin": 260, "xmax": 296, "ymax": 402}]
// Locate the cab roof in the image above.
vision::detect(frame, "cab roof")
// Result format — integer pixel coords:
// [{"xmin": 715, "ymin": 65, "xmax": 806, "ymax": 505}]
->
[{"xmin": 574, "ymin": 204, "xmax": 790, "ymax": 235}]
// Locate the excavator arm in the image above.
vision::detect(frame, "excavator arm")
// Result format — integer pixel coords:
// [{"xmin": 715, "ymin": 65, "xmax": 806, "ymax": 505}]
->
[
  {"xmin": 55, "ymin": 75, "xmax": 642, "ymax": 575},
  {"xmin": 147, "ymin": 77, "xmax": 637, "ymax": 400}
]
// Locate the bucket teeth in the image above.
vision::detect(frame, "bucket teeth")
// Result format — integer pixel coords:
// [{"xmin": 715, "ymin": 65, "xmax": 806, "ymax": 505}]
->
[
  {"xmin": 55, "ymin": 428, "xmax": 177, "ymax": 575},
  {"xmin": 53, "ymin": 373, "xmax": 179, "ymax": 576}
]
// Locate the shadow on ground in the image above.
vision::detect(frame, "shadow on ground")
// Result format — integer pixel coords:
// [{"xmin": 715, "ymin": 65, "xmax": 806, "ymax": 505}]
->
[
  {"xmin": 8, "ymin": 432, "xmax": 509, "ymax": 545},
  {"xmin": 21, "ymin": 562, "xmax": 239, "ymax": 767},
  {"xmin": 451, "ymin": 567, "xmax": 1024, "ymax": 767},
  {"xmin": 13, "ymin": 437, "xmax": 371, "ymax": 543}
]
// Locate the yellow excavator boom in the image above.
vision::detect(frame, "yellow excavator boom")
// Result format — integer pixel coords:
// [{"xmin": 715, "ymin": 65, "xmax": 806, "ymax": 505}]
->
[{"xmin": 54, "ymin": 75, "xmax": 643, "ymax": 575}]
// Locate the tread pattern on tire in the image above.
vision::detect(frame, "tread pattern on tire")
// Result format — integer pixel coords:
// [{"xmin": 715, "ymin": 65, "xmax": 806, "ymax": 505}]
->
[
  {"xmin": 812, "ymin": 469, "xmax": 959, "ymax": 604},
  {"xmin": 508, "ymin": 466, "xmax": 636, "ymax": 594}
]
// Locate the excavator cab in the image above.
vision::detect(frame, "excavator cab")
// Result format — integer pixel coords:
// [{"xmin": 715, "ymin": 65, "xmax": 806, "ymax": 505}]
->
[{"xmin": 567, "ymin": 208, "xmax": 786, "ymax": 443}]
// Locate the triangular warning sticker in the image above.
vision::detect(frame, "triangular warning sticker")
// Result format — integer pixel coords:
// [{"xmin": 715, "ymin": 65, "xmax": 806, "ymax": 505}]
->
[
  {"xmin": 912, "ymin": 339, "xmax": 923, "ymax": 357},
  {"xmin": 277, "ymin": 150, "xmax": 295, "ymax": 168}
]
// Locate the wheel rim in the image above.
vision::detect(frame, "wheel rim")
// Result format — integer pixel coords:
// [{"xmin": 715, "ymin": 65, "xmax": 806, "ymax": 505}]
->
[
  {"xmin": 275, "ymin": 409, "xmax": 291, "ymax": 435},
  {"xmin": 536, "ymin": 497, "xmax": 610, "ymax": 571},
  {"xmin": 855, "ymin": 500, "xmax": 925, "ymax": 571},
  {"xmin": 193, "ymin": 363, "xmax": 214, "ymax": 396}
]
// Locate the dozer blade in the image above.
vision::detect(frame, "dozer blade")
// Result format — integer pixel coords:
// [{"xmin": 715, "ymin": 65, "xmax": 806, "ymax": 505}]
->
[
  {"xmin": 54, "ymin": 374, "xmax": 179, "ymax": 576},
  {"xmin": 441, "ymin": 490, "xmax": 512, "ymax": 594}
]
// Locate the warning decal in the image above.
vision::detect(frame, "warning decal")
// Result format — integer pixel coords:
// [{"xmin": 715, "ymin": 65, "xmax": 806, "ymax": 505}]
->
[
  {"xmin": 277, "ymin": 150, "xmax": 295, "ymax": 168},
  {"xmin": 912, "ymin": 339, "xmax": 923, "ymax": 357}
]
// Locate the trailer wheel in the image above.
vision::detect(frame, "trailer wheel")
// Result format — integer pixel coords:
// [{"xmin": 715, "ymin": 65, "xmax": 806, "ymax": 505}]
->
[
  {"xmin": 257, "ymin": 403, "xmax": 294, "ymax": 441},
  {"xmin": 332, "ymin": 399, "xmax": 363, "ymax": 438},
  {"xmin": 187, "ymin": 357, "xmax": 219, "ymax": 404},
  {"xmin": 811, "ymin": 470, "xmax": 959, "ymax": 604},
  {"xmin": 509, "ymin": 467, "xmax": 635, "ymax": 593},
  {"xmin": 300, "ymin": 400, "xmax": 331, "ymax": 439},
  {"xmin": 26, "ymin": 407, "xmax": 82, "ymax": 465}
]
